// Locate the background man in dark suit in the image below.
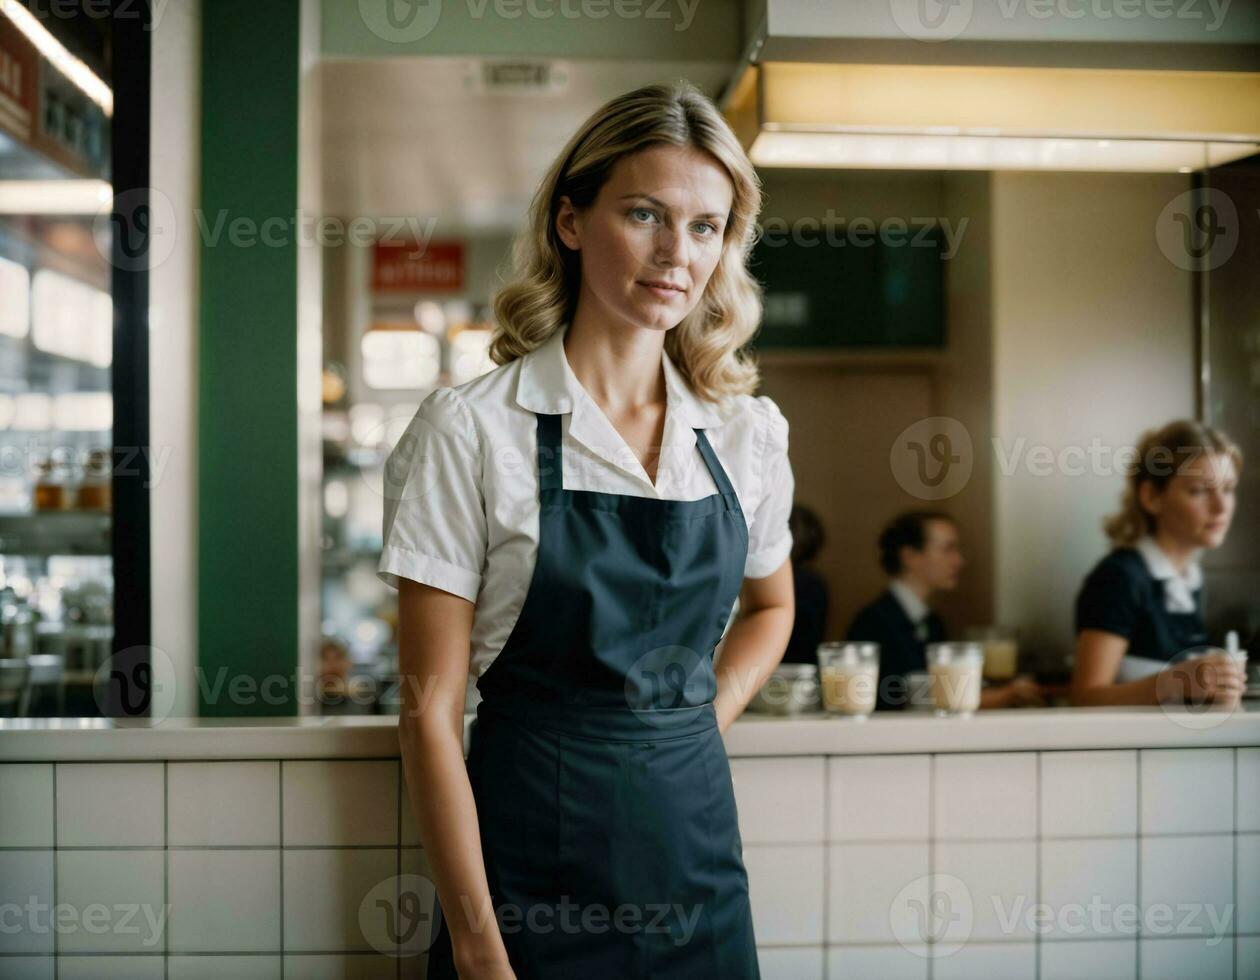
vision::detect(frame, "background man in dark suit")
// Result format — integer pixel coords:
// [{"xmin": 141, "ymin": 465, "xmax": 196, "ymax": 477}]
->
[{"xmin": 847, "ymin": 511, "xmax": 1042, "ymax": 711}]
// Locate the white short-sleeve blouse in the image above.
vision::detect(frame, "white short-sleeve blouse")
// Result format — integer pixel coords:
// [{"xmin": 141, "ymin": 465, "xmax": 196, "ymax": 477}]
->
[{"xmin": 377, "ymin": 323, "xmax": 795, "ymax": 675}]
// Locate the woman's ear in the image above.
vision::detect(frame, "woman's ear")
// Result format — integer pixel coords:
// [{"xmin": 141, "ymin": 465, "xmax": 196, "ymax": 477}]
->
[
  {"xmin": 555, "ymin": 195, "xmax": 581, "ymax": 251},
  {"xmin": 1137, "ymin": 479, "xmax": 1163, "ymax": 520}
]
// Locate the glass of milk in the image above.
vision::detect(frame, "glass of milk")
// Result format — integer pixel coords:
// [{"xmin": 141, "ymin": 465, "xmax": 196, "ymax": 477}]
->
[
  {"xmin": 817, "ymin": 642, "xmax": 880, "ymax": 719},
  {"xmin": 927, "ymin": 642, "xmax": 984, "ymax": 718}
]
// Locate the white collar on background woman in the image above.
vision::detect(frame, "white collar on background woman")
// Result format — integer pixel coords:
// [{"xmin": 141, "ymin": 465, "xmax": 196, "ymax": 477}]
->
[{"xmin": 1135, "ymin": 535, "xmax": 1203, "ymax": 614}]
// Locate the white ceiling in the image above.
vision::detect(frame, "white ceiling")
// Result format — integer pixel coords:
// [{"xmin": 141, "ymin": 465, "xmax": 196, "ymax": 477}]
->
[{"xmin": 317, "ymin": 57, "xmax": 736, "ymax": 234}]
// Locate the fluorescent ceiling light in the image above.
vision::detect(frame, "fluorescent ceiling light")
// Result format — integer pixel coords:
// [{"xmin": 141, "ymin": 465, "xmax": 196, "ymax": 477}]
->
[
  {"xmin": 0, "ymin": 0, "xmax": 113, "ymax": 116},
  {"xmin": 52, "ymin": 392, "xmax": 112, "ymax": 432},
  {"xmin": 11, "ymin": 393, "xmax": 51, "ymax": 431},
  {"xmin": 751, "ymin": 133, "xmax": 1260, "ymax": 173},
  {"xmin": 0, "ymin": 256, "xmax": 30, "ymax": 337},
  {"xmin": 727, "ymin": 64, "xmax": 1260, "ymax": 172},
  {"xmin": 0, "ymin": 180, "xmax": 112, "ymax": 214},
  {"xmin": 32, "ymin": 269, "xmax": 112, "ymax": 368}
]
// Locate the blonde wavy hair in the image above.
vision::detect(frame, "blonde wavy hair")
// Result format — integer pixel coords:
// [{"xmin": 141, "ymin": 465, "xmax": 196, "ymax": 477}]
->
[
  {"xmin": 1104, "ymin": 419, "xmax": 1243, "ymax": 547},
  {"xmin": 488, "ymin": 79, "xmax": 765, "ymax": 401}
]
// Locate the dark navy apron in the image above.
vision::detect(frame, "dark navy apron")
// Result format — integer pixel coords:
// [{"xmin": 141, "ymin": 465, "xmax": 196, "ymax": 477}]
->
[{"xmin": 424, "ymin": 409, "xmax": 760, "ymax": 979}]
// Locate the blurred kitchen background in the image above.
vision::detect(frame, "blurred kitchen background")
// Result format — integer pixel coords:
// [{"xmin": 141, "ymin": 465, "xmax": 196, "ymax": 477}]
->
[{"xmin": 0, "ymin": 0, "xmax": 1256, "ymax": 717}]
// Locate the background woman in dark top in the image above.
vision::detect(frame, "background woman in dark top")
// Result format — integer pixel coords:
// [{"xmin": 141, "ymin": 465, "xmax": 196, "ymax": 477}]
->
[
  {"xmin": 1071, "ymin": 419, "xmax": 1246, "ymax": 707},
  {"xmin": 782, "ymin": 505, "xmax": 830, "ymax": 664}
]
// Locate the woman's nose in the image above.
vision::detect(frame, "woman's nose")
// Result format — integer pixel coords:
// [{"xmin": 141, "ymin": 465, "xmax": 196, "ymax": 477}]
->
[{"xmin": 653, "ymin": 223, "xmax": 689, "ymax": 265}]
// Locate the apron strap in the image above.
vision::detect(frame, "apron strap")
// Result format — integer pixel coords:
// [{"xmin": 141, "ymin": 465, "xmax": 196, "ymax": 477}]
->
[
  {"xmin": 536, "ymin": 412, "xmax": 564, "ymax": 492},
  {"xmin": 695, "ymin": 428, "xmax": 739, "ymax": 501}
]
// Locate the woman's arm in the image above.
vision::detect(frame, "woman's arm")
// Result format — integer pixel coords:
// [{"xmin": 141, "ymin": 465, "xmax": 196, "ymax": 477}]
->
[
  {"xmin": 1070, "ymin": 628, "xmax": 1246, "ymax": 707},
  {"xmin": 396, "ymin": 579, "xmax": 515, "ymax": 979},
  {"xmin": 1069, "ymin": 629, "xmax": 1163, "ymax": 706},
  {"xmin": 713, "ymin": 558, "xmax": 794, "ymax": 734}
]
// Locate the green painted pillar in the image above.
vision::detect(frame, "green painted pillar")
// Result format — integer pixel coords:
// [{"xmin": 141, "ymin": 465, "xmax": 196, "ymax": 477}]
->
[{"xmin": 198, "ymin": 0, "xmax": 302, "ymax": 715}]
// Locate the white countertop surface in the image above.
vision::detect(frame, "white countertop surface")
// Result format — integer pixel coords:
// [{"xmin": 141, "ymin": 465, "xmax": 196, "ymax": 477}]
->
[{"xmin": 1, "ymin": 703, "xmax": 1257, "ymax": 760}]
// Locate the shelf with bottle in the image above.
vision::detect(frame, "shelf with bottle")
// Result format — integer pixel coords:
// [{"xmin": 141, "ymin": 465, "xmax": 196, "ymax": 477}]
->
[
  {"xmin": 0, "ymin": 511, "xmax": 110, "ymax": 557},
  {"xmin": 31, "ymin": 446, "xmax": 112, "ymax": 515}
]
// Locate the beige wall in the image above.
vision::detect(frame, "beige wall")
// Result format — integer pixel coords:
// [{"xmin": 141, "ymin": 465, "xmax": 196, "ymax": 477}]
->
[
  {"xmin": 754, "ymin": 170, "xmax": 994, "ymax": 642},
  {"xmin": 759, "ymin": 360, "xmax": 939, "ymax": 641},
  {"xmin": 991, "ymin": 172, "xmax": 1195, "ymax": 664},
  {"xmin": 936, "ymin": 172, "xmax": 995, "ymax": 634},
  {"xmin": 1201, "ymin": 163, "xmax": 1260, "ymax": 643},
  {"xmin": 755, "ymin": 169, "xmax": 1197, "ymax": 663}
]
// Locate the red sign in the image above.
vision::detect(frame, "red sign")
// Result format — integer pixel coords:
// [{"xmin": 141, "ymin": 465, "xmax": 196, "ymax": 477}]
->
[
  {"xmin": 0, "ymin": 19, "xmax": 106, "ymax": 178},
  {"xmin": 373, "ymin": 241, "xmax": 464, "ymax": 293},
  {"xmin": 0, "ymin": 19, "xmax": 38, "ymax": 146}
]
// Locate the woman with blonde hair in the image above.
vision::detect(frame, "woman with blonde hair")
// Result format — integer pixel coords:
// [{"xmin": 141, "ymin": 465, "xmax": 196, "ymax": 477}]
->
[
  {"xmin": 379, "ymin": 80, "xmax": 794, "ymax": 978},
  {"xmin": 1070, "ymin": 419, "xmax": 1245, "ymax": 708}
]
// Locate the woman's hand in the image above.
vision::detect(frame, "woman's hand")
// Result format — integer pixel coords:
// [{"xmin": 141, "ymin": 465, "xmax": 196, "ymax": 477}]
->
[
  {"xmin": 713, "ymin": 562, "xmax": 795, "ymax": 731},
  {"xmin": 1156, "ymin": 653, "xmax": 1247, "ymax": 707},
  {"xmin": 1001, "ymin": 676, "xmax": 1046, "ymax": 708},
  {"xmin": 980, "ymin": 675, "xmax": 1044, "ymax": 709}
]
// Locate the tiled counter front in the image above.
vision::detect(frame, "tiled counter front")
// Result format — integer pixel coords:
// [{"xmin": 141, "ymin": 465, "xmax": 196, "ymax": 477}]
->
[
  {"xmin": 1, "ymin": 712, "xmax": 1258, "ymax": 980},
  {"xmin": 0, "ymin": 757, "xmax": 432, "ymax": 979},
  {"xmin": 736, "ymin": 747, "xmax": 1260, "ymax": 980}
]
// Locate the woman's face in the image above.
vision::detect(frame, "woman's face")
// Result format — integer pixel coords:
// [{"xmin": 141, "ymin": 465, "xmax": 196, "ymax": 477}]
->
[
  {"xmin": 1141, "ymin": 451, "xmax": 1239, "ymax": 549},
  {"xmin": 555, "ymin": 143, "xmax": 734, "ymax": 334}
]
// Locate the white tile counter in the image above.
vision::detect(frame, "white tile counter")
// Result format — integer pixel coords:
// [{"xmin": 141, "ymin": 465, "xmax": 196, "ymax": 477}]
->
[
  {"xmin": 2, "ymin": 703, "xmax": 1256, "ymax": 761},
  {"xmin": 1, "ymin": 706, "xmax": 1257, "ymax": 979}
]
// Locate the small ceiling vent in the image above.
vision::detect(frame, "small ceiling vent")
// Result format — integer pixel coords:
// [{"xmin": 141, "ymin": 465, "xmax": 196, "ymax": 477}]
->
[{"xmin": 467, "ymin": 60, "xmax": 569, "ymax": 96}]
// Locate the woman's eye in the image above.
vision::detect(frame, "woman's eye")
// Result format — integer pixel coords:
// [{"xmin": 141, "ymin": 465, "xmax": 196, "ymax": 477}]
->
[
  {"xmin": 693, "ymin": 222, "xmax": 718, "ymax": 236},
  {"xmin": 631, "ymin": 208, "xmax": 656, "ymax": 223}
]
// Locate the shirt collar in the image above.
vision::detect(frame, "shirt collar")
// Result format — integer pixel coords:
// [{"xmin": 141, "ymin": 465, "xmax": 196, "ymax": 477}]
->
[
  {"xmin": 514, "ymin": 323, "xmax": 725, "ymax": 425},
  {"xmin": 1135, "ymin": 535, "xmax": 1203, "ymax": 612},
  {"xmin": 889, "ymin": 578, "xmax": 930, "ymax": 625},
  {"xmin": 1134, "ymin": 535, "xmax": 1203, "ymax": 589},
  {"xmin": 513, "ymin": 323, "xmax": 727, "ymax": 492}
]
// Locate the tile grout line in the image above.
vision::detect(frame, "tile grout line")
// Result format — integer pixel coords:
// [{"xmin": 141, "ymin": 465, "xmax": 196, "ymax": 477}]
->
[
  {"xmin": 1034, "ymin": 752, "xmax": 1041, "ymax": 980},
  {"xmin": 397, "ymin": 758, "xmax": 403, "ymax": 980},
  {"xmin": 1136, "ymin": 748, "xmax": 1142, "ymax": 976},
  {"xmin": 52, "ymin": 762, "xmax": 58, "ymax": 980},
  {"xmin": 927, "ymin": 753, "xmax": 934, "ymax": 980},
  {"xmin": 164, "ymin": 760, "xmax": 169, "ymax": 980},
  {"xmin": 30, "ymin": 832, "xmax": 1221, "ymax": 849},
  {"xmin": 279, "ymin": 759, "xmax": 285, "ymax": 980},
  {"xmin": 821, "ymin": 758, "xmax": 829, "ymax": 980}
]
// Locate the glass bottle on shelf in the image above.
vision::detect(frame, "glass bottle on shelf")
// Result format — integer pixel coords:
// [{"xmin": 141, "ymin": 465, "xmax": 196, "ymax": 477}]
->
[
  {"xmin": 66, "ymin": 449, "xmax": 83, "ymax": 512},
  {"xmin": 77, "ymin": 448, "xmax": 112, "ymax": 512},
  {"xmin": 33, "ymin": 453, "xmax": 65, "ymax": 512},
  {"xmin": 33, "ymin": 448, "xmax": 80, "ymax": 512}
]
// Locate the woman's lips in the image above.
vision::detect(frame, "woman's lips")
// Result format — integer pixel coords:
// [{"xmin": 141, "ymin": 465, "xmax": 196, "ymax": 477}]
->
[{"xmin": 637, "ymin": 281, "xmax": 685, "ymax": 300}]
